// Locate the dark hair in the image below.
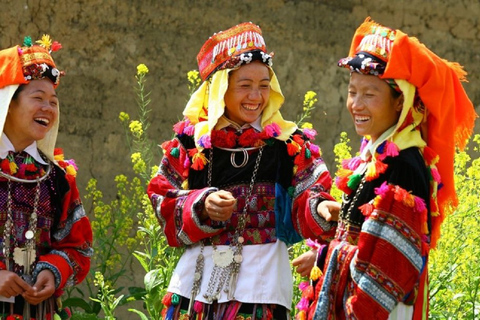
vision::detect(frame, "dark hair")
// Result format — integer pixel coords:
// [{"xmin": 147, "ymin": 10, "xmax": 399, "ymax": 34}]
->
[
  {"xmin": 390, "ymin": 86, "xmax": 402, "ymax": 99},
  {"xmin": 11, "ymin": 84, "xmax": 26, "ymax": 100}
]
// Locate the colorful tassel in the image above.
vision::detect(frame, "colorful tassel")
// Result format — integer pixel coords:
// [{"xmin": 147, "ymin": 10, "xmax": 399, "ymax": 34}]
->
[
  {"xmin": 374, "ymin": 181, "xmax": 390, "ymax": 197},
  {"xmin": 162, "ymin": 292, "xmax": 173, "ymax": 307},
  {"xmin": 264, "ymin": 122, "xmax": 281, "ymax": 137},
  {"xmin": 347, "ymin": 156, "xmax": 362, "ymax": 170},
  {"xmin": 287, "ymin": 141, "xmax": 301, "ymax": 156},
  {"xmin": 385, "ymin": 140, "xmax": 400, "ymax": 157},
  {"xmin": 194, "ymin": 300, "xmax": 203, "ymax": 313},
  {"xmin": 310, "ymin": 265, "xmax": 322, "ymax": 280},
  {"xmin": 304, "ymin": 147, "xmax": 311, "ymax": 159},
  {"xmin": 297, "ymin": 310, "xmax": 307, "ymax": 320},
  {"xmin": 170, "ymin": 147, "xmax": 180, "ymax": 158},
  {"xmin": 304, "ymin": 285, "xmax": 314, "ymax": 300},
  {"xmin": 365, "ymin": 162, "xmax": 377, "ymax": 180},
  {"xmin": 359, "ymin": 202, "xmax": 374, "ymax": 217},
  {"xmin": 430, "ymin": 167, "xmax": 441, "ymax": 183},
  {"xmin": 414, "ymin": 196, "xmax": 427, "ymax": 213},
  {"xmin": 374, "ymin": 160, "xmax": 388, "ymax": 176},
  {"xmin": 298, "ymin": 281, "xmax": 309, "ymax": 291},
  {"xmin": 347, "ymin": 173, "xmax": 362, "ymax": 190}
]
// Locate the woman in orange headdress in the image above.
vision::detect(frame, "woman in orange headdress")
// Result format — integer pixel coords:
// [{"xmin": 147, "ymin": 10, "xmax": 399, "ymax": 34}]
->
[
  {"xmin": 147, "ymin": 22, "xmax": 336, "ymax": 319},
  {"xmin": 0, "ymin": 36, "xmax": 92, "ymax": 320},
  {"xmin": 294, "ymin": 17, "xmax": 477, "ymax": 320}
]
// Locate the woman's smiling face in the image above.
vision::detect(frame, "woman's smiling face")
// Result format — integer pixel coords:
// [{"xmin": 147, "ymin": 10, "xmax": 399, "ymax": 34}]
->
[
  {"xmin": 223, "ymin": 60, "xmax": 271, "ymax": 126},
  {"xmin": 4, "ymin": 79, "xmax": 58, "ymax": 151},
  {"xmin": 347, "ymin": 72, "xmax": 403, "ymax": 142}
]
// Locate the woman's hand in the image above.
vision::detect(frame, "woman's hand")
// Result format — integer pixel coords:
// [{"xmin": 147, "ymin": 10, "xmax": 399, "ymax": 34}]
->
[
  {"xmin": 292, "ymin": 249, "xmax": 317, "ymax": 278},
  {"xmin": 201, "ymin": 190, "xmax": 237, "ymax": 221},
  {"xmin": 317, "ymin": 200, "xmax": 341, "ymax": 222},
  {"xmin": 0, "ymin": 270, "xmax": 34, "ymax": 298},
  {"xmin": 22, "ymin": 269, "xmax": 55, "ymax": 305}
]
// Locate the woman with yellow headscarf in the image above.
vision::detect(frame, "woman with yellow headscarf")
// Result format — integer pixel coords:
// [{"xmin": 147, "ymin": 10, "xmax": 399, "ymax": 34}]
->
[
  {"xmin": 295, "ymin": 17, "xmax": 477, "ymax": 320},
  {"xmin": 148, "ymin": 22, "xmax": 335, "ymax": 319}
]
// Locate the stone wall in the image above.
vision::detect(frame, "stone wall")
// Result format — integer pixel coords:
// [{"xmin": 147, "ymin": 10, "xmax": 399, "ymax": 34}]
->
[{"xmin": 1, "ymin": 0, "xmax": 478, "ymax": 198}]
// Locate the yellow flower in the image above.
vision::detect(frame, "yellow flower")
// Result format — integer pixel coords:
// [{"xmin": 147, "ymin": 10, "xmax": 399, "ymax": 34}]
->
[
  {"xmin": 187, "ymin": 70, "xmax": 200, "ymax": 84},
  {"xmin": 137, "ymin": 64, "xmax": 149, "ymax": 76},
  {"xmin": 119, "ymin": 112, "xmax": 130, "ymax": 122},
  {"xmin": 304, "ymin": 90, "xmax": 317, "ymax": 102},
  {"xmin": 131, "ymin": 152, "xmax": 142, "ymax": 163},
  {"xmin": 129, "ymin": 120, "xmax": 143, "ymax": 137},
  {"xmin": 36, "ymin": 34, "xmax": 52, "ymax": 50},
  {"xmin": 301, "ymin": 122, "xmax": 313, "ymax": 129}
]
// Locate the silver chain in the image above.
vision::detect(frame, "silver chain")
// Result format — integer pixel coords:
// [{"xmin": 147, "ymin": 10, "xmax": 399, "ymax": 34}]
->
[
  {"xmin": 4, "ymin": 179, "xmax": 41, "ymax": 272},
  {"xmin": 190, "ymin": 146, "xmax": 264, "ymax": 309}
]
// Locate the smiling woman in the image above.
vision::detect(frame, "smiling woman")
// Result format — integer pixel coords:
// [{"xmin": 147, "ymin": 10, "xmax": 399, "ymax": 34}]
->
[
  {"xmin": 0, "ymin": 36, "xmax": 92, "ymax": 320},
  {"xmin": 4, "ymin": 79, "xmax": 59, "ymax": 151},
  {"xmin": 147, "ymin": 22, "xmax": 336, "ymax": 320}
]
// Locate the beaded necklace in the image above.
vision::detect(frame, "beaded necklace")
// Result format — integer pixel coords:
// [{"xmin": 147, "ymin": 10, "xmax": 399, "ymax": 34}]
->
[{"xmin": 1, "ymin": 152, "xmax": 51, "ymax": 272}]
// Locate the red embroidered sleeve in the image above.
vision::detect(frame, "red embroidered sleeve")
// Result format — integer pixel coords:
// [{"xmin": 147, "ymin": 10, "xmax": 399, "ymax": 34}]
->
[
  {"xmin": 34, "ymin": 169, "xmax": 93, "ymax": 294},
  {"xmin": 346, "ymin": 183, "xmax": 427, "ymax": 318},
  {"xmin": 291, "ymin": 147, "xmax": 336, "ymax": 241},
  {"xmin": 147, "ymin": 138, "xmax": 225, "ymax": 247}
]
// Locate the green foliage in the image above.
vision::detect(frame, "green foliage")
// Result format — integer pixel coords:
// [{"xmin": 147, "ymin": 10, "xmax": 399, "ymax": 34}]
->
[{"xmin": 429, "ymin": 134, "xmax": 480, "ymax": 319}]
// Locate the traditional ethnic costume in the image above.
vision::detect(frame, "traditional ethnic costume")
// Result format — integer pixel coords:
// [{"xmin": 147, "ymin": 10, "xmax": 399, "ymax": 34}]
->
[
  {"xmin": 296, "ymin": 17, "xmax": 477, "ymax": 320},
  {"xmin": 0, "ymin": 37, "xmax": 93, "ymax": 320},
  {"xmin": 147, "ymin": 22, "xmax": 335, "ymax": 320}
]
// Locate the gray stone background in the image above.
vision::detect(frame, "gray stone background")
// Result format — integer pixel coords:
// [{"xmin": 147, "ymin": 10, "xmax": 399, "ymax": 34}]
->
[{"xmin": 1, "ymin": 0, "xmax": 479, "ymax": 201}]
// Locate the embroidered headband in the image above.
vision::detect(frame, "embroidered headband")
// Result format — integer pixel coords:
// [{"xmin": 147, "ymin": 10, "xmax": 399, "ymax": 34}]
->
[{"xmin": 197, "ymin": 22, "xmax": 273, "ymax": 81}]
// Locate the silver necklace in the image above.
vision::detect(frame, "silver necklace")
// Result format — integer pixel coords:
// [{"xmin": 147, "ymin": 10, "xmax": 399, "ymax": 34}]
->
[{"xmin": 187, "ymin": 146, "xmax": 263, "ymax": 315}]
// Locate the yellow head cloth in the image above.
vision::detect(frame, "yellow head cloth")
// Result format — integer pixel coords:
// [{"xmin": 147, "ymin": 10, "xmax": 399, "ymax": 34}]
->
[{"xmin": 183, "ymin": 67, "xmax": 297, "ymax": 151}]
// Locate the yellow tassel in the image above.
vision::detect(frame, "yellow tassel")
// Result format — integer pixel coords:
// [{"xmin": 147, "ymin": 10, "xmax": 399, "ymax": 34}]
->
[
  {"xmin": 365, "ymin": 162, "xmax": 376, "ymax": 179},
  {"xmin": 181, "ymin": 180, "xmax": 189, "ymax": 190},
  {"xmin": 66, "ymin": 165, "xmax": 77, "ymax": 177},
  {"xmin": 298, "ymin": 311, "xmax": 306, "ymax": 320},
  {"xmin": 9, "ymin": 162, "xmax": 18, "ymax": 174},
  {"xmin": 310, "ymin": 265, "xmax": 322, "ymax": 281}
]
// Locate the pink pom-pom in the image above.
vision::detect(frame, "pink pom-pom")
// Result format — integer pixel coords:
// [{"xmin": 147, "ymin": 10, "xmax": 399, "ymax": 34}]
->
[
  {"xmin": 264, "ymin": 123, "xmax": 281, "ymax": 137},
  {"xmin": 374, "ymin": 181, "xmax": 390, "ymax": 197},
  {"xmin": 414, "ymin": 196, "xmax": 427, "ymax": 213},
  {"xmin": 173, "ymin": 121, "xmax": 187, "ymax": 135},
  {"xmin": 303, "ymin": 128, "xmax": 317, "ymax": 140},
  {"xmin": 296, "ymin": 297, "xmax": 310, "ymax": 311},
  {"xmin": 193, "ymin": 301, "xmax": 203, "ymax": 313},
  {"xmin": 198, "ymin": 135, "xmax": 211, "ymax": 148},
  {"xmin": 347, "ymin": 157, "xmax": 362, "ymax": 170},
  {"xmin": 298, "ymin": 281, "xmax": 309, "ymax": 291},
  {"xmin": 360, "ymin": 138, "xmax": 368, "ymax": 152},
  {"xmin": 308, "ymin": 143, "xmax": 320, "ymax": 156},
  {"xmin": 184, "ymin": 125, "xmax": 195, "ymax": 136},
  {"xmin": 386, "ymin": 141, "xmax": 400, "ymax": 157},
  {"xmin": 431, "ymin": 167, "xmax": 441, "ymax": 183},
  {"xmin": 183, "ymin": 157, "xmax": 190, "ymax": 168}
]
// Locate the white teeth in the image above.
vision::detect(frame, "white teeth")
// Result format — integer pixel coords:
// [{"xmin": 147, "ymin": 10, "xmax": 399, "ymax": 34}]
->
[
  {"xmin": 34, "ymin": 118, "xmax": 50, "ymax": 125},
  {"xmin": 242, "ymin": 104, "xmax": 259, "ymax": 111},
  {"xmin": 355, "ymin": 116, "xmax": 369, "ymax": 122}
]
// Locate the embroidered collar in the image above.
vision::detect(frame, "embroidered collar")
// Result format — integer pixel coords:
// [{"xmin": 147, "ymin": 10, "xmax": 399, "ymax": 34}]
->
[
  {"xmin": 0, "ymin": 134, "xmax": 48, "ymax": 165},
  {"xmin": 360, "ymin": 126, "xmax": 396, "ymax": 161},
  {"xmin": 214, "ymin": 115, "xmax": 263, "ymax": 132}
]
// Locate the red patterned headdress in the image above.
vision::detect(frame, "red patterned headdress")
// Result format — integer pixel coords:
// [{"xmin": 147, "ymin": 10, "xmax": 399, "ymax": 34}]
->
[
  {"xmin": 196, "ymin": 22, "xmax": 272, "ymax": 81},
  {"xmin": 0, "ymin": 35, "xmax": 63, "ymax": 89}
]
